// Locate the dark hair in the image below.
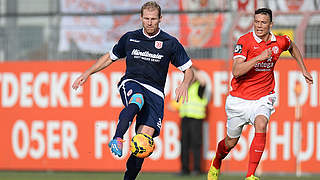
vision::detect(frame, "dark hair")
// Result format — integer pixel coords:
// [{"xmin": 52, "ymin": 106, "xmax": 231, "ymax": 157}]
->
[
  {"xmin": 141, "ymin": 1, "xmax": 161, "ymax": 18},
  {"xmin": 255, "ymin": 8, "xmax": 272, "ymax": 22}
]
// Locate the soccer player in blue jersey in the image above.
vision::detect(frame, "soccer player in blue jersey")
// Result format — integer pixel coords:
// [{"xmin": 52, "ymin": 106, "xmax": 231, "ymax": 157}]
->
[{"xmin": 72, "ymin": 1, "xmax": 194, "ymax": 179}]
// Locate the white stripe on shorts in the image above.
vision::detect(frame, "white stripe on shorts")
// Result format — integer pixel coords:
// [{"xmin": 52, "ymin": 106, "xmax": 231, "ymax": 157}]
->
[{"xmin": 118, "ymin": 79, "xmax": 164, "ymax": 99}]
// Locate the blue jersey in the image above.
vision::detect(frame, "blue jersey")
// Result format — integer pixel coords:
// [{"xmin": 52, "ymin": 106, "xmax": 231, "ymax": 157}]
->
[{"xmin": 110, "ymin": 29, "xmax": 192, "ymax": 98}]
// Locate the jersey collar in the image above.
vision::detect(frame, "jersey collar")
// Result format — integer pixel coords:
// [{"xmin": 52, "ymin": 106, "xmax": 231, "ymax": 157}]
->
[
  {"xmin": 142, "ymin": 28, "xmax": 161, "ymax": 39},
  {"xmin": 253, "ymin": 30, "xmax": 276, "ymax": 43}
]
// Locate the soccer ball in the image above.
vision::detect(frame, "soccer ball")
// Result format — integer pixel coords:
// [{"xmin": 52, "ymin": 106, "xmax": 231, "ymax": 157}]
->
[{"xmin": 130, "ymin": 133, "xmax": 155, "ymax": 158}]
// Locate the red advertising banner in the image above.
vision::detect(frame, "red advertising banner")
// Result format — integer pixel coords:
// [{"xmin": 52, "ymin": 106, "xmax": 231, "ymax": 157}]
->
[
  {"xmin": 0, "ymin": 59, "xmax": 319, "ymax": 173},
  {"xmin": 179, "ymin": 0, "xmax": 223, "ymax": 48},
  {"xmin": 179, "ymin": 13, "xmax": 223, "ymax": 48}
]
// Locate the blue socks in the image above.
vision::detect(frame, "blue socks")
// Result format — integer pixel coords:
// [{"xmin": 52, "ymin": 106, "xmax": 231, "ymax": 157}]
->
[
  {"xmin": 124, "ymin": 154, "xmax": 144, "ymax": 180},
  {"xmin": 114, "ymin": 103, "xmax": 139, "ymax": 139}
]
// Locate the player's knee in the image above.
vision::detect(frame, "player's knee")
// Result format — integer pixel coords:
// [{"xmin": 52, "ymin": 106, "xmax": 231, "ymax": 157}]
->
[
  {"xmin": 226, "ymin": 126, "xmax": 242, "ymax": 147},
  {"xmin": 129, "ymin": 93, "xmax": 144, "ymax": 110},
  {"xmin": 255, "ymin": 115, "xmax": 268, "ymax": 132},
  {"xmin": 255, "ymin": 124, "xmax": 268, "ymax": 132},
  {"xmin": 137, "ymin": 125, "xmax": 155, "ymax": 137}
]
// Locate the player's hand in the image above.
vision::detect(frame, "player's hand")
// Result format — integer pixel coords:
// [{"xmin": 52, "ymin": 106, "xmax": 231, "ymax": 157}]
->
[
  {"xmin": 259, "ymin": 48, "xmax": 272, "ymax": 61},
  {"xmin": 72, "ymin": 73, "xmax": 89, "ymax": 90},
  {"xmin": 303, "ymin": 71, "xmax": 313, "ymax": 84},
  {"xmin": 175, "ymin": 83, "xmax": 189, "ymax": 104}
]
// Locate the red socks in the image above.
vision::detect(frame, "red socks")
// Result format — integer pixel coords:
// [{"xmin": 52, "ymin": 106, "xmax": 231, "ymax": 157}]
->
[
  {"xmin": 212, "ymin": 138, "xmax": 230, "ymax": 169},
  {"xmin": 246, "ymin": 133, "xmax": 266, "ymax": 177},
  {"xmin": 212, "ymin": 133, "xmax": 266, "ymax": 175}
]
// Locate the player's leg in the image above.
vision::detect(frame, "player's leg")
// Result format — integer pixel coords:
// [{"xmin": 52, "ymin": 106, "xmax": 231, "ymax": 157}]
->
[
  {"xmin": 209, "ymin": 95, "xmax": 247, "ymax": 180},
  {"xmin": 124, "ymin": 154, "xmax": 144, "ymax": 180},
  {"xmin": 212, "ymin": 135, "xmax": 239, "ymax": 169},
  {"xmin": 109, "ymin": 82, "xmax": 144, "ymax": 157},
  {"xmin": 209, "ymin": 96, "xmax": 247, "ymax": 180},
  {"xmin": 113, "ymin": 93, "xmax": 144, "ymax": 139},
  {"xmin": 124, "ymin": 125, "xmax": 154, "ymax": 180},
  {"xmin": 208, "ymin": 117, "xmax": 245, "ymax": 180},
  {"xmin": 124, "ymin": 90, "xmax": 163, "ymax": 180},
  {"xmin": 180, "ymin": 117, "xmax": 191, "ymax": 175},
  {"xmin": 208, "ymin": 124, "xmax": 242, "ymax": 180},
  {"xmin": 246, "ymin": 115, "xmax": 268, "ymax": 178},
  {"xmin": 246, "ymin": 94, "xmax": 275, "ymax": 179}
]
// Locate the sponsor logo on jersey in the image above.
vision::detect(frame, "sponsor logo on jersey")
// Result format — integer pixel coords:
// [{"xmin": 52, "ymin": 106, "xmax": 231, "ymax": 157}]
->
[
  {"xmin": 234, "ymin": 44, "xmax": 242, "ymax": 53},
  {"xmin": 129, "ymin": 39, "xmax": 140, "ymax": 43},
  {"xmin": 272, "ymin": 46, "xmax": 279, "ymax": 54},
  {"xmin": 255, "ymin": 60, "xmax": 274, "ymax": 71},
  {"xmin": 155, "ymin": 41, "xmax": 163, "ymax": 49},
  {"xmin": 267, "ymin": 57, "xmax": 272, "ymax": 62},
  {"xmin": 131, "ymin": 49, "xmax": 164, "ymax": 60}
]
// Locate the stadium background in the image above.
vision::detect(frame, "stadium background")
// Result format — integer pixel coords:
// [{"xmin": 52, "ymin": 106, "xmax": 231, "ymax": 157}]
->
[{"xmin": 1, "ymin": 0, "xmax": 320, "ymax": 179}]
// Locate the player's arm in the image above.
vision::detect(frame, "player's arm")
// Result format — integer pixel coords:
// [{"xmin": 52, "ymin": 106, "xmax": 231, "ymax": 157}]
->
[
  {"xmin": 175, "ymin": 67, "xmax": 194, "ymax": 103},
  {"xmin": 193, "ymin": 67, "xmax": 206, "ymax": 86},
  {"xmin": 288, "ymin": 42, "xmax": 313, "ymax": 84},
  {"xmin": 72, "ymin": 53, "xmax": 114, "ymax": 90},
  {"xmin": 232, "ymin": 48, "xmax": 272, "ymax": 78}
]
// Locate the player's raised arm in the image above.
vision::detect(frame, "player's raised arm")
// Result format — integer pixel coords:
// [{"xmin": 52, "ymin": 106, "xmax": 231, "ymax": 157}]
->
[
  {"xmin": 175, "ymin": 67, "xmax": 194, "ymax": 103},
  {"xmin": 72, "ymin": 53, "xmax": 114, "ymax": 90},
  {"xmin": 288, "ymin": 41, "xmax": 313, "ymax": 84}
]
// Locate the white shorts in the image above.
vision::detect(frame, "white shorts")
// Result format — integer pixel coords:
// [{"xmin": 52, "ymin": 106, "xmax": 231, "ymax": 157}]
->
[{"xmin": 225, "ymin": 94, "xmax": 276, "ymax": 138}]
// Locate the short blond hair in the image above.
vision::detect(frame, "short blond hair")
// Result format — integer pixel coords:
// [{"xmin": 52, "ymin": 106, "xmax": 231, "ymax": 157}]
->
[{"xmin": 141, "ymin": 1, "xmax": 161, "ymax": 18}]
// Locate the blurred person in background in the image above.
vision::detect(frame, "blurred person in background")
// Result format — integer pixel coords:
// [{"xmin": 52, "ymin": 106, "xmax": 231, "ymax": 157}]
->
[
  {"xmin": 72, "ymin": 1, "xmax": 194, "ymax": 180},
  {"xmin": 169, "ymin": 66, "xmax": 208, "ymax": 176},
  {"xmin": 207, "ymin": 8, "xmax": 313, "ymax": 180}
]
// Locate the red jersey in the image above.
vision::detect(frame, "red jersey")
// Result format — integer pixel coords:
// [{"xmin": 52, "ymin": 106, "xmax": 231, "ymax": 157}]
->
[{"xmin": 230, "ymin": 31, "xmax": 291, "ymax": 100}]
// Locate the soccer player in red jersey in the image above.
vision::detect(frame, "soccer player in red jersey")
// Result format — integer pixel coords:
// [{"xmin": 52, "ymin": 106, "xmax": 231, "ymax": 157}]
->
[{"xmin": 208, "ymin": 8, "xmax": 313, "ymax": 180}]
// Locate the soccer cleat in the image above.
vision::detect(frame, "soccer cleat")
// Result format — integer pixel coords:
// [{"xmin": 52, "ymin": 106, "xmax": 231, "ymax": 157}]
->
[
  {"xmin": 245, "ymin": 175, "xmax": 260, "ymax": 180},
  {"xmin": 208, "ymin": 157, "xmax": 220, "ymax": 180},
  {"xmin": 108, "ymin": 137, "xmax": 125, "ymax": 157}
]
